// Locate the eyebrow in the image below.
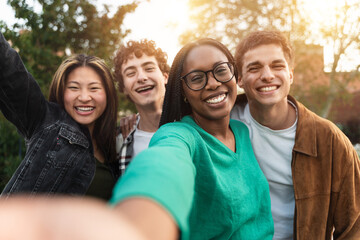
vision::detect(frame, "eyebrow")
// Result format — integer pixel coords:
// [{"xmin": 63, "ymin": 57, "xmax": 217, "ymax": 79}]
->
[
  {"xmin": 188, "ymin": 61, "xmax": 226, "ymax": 73},
  {"xmin": 122, "ymin": 61, "xmax": 158, "ymax": 74},
  {"xmin": 67, "ymin": 81, "xmax": 101, "ymax": 85},
  {"xmin": 88, "ymin": 81, "xmax": 102, "ymax": 85},
  {"xmin": 246, "ymin": 59, "xmax": 286, "ymax": 69},
  {"xmin": 141, "ymin": 61, "xmax": 157, "ymax": 67},
  {"xmin": 271, "ymin": 59, "xmax": 286, "ymax": 64},
  {"xmin": 66, "ymin": 80, "xmax": 80, "ymax": 85},
  {"xmin": 214, "ymin": 61, "xmax": 225, "ymax": 66},
  {"xmin": 245, "ymin": 61, "xmax": 262, "ymax": 69}
]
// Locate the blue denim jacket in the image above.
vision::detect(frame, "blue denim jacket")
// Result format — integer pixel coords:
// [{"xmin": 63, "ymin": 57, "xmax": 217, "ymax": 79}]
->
[{"xmin": 0, "ymin": 33, "xmax": 111, "ymax": 195}]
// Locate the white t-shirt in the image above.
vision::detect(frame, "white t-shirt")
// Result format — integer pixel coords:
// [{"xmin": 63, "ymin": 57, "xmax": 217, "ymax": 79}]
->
[
  {"xmin": 231, "ymin": 102, "xmax": 297, "ymax": 240},
  {"xmin": 133, "ymin": 127, "xmax": 154, "ymax": 158}
]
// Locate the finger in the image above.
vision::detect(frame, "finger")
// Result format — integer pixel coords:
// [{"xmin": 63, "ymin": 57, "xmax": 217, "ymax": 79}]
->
[
  {"xmin": 131, "ymin": 114, "xmax": 137, "ymax": 126},
  {"xmin": 120, "ymin": 117, "xmax": 125, "ymax": 128},
  {"xmin": 122, "ymin": 118, "xmax": 129, "ymax": 138}
]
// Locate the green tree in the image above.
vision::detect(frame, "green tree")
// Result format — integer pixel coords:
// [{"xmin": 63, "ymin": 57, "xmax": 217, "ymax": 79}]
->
[
  {"xmin": 180, "ymin": 0, "xmax": 360, "ymax": 119},
  {"xmin": 314, "ymin": 0, "xmax": 360, "ymax": 118},
  {"xmin": 0, "ymin": 115, "xmax": 24, "ymax": 190},
  {"xmin": 0, "ymin": 0, "xmax": 139, "ymax": 192},
  {"xmin": 180, "ymin": 0, "xmax": 309, "ymax": 51},
  {"xmin": 1, "ymin": 0, "xmax": 138, "ymax": 94}
]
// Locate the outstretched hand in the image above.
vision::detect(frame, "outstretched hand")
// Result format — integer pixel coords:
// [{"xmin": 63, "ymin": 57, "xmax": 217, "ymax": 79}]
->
[
  {"xmin": 120, "ymin": 113, "xmax": 138, "ymax": 139},
  {"xmin": 0, "ymin": 196, "xmax": 147, "ymax": 240}
]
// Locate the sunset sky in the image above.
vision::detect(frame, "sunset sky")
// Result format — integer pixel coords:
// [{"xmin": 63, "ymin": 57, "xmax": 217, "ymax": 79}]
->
[
  {"xmin": 1, "ymin": 0, "xmax": 359, "ymax": 70},
  {"xmin": 0, "ymin": 0, "xmax": 192, "ymax": 63}
]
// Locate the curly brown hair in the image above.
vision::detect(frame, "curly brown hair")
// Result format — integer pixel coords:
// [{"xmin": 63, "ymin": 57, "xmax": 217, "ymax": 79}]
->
[{"xmin": 113, "ymin": 39, "xmax": 170, "ymax": 92}]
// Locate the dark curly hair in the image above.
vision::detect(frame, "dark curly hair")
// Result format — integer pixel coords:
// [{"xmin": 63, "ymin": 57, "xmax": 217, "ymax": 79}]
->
[
  {"xmin": 235, "ymin": 30, "xmax": 294, "ymax": 77},
  {"xmin": 113, "ymin": 39, "xmax": 170, "ymax": 92},
  {"xmin": 159, "ymin": 38, "xmax": 237, "ymax": 127}
]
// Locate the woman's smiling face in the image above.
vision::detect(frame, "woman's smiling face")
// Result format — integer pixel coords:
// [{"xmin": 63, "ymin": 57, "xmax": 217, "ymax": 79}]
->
[
  {"xmin": 181, "ymin": 44, "xmax": 237, "ymax": 122},
  {"xmin": 63, "ymin": 66, "xmax": 107, "ymax": 133}
]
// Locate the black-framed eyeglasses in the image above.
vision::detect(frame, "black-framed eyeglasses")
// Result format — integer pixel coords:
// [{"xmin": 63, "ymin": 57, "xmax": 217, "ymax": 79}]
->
[{"xmin": 181, "ymin": 62, "xmax": 235, "ymax": 91}]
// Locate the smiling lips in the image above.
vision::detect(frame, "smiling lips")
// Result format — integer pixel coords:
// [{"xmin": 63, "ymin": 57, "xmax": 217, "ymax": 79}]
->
[
  {"xmin": 136, "ymin": 85, "xmax": 154, "ymax": 93},
  {"xmin": 75, "ymin": 106, "xmax": 95, "ymax": 114},
  {"xmin": 205, "ymin": 93, "xmax": 227, "ymax": 104},
  {"xmin": 258, "ymin": 85, "xmax": 278, "ymax": 92}
]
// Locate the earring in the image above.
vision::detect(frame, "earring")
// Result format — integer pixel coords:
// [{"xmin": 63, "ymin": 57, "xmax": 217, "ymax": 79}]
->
[{"xmin": 184, "ymin": 97, "xmax": 188, "ymax": 103}]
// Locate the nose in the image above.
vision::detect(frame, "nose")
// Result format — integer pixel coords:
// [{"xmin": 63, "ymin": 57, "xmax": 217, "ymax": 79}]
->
[
  {"xmin": 137, "ymin": 69, "xmax": 148, "ymax": 82},
  {"xmin": 205, "ymin": 72, "xmax": 221, "ymax": 90},
  {"xmin": 261, "ymin": 66, "xmax": 275, "ymax": 82},
  {"xmin": 78, "ymin": 89, "xmax": 91, "ymax": 102}
]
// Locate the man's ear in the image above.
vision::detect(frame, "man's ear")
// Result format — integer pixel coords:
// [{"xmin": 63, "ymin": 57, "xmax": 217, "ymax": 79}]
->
[
  {"xmin": 238, "ymin": 76, "xmax": 244, "ymax": 88},
  {"xmin": 289, "ymin": 69, "xmax": 294, "ymax": 85},
  {"xmin": 163, "ymin": 72, "xmax": 169, "ymax": 84}
]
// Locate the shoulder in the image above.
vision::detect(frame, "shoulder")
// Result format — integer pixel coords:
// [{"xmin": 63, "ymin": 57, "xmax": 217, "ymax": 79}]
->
[
  {"xmin": 154, "ymin": 119, "xmax": 197, "ymax": 141},
  {"xmin": 289, "ymin": 96, "xmax": 337, "ymax": 131},
  {"xmin": 230, "ymin": 104, "xmax": 244, "ymax": 119},
  {"xmin": 35, "ymin": 102, "xmax": 79, "ymax": 133},
  {"xmin": 231, "ymin": 94, "xmax": 247, "ymax": 118},
  {"xmin": 294, "ymin": 97, "xmax": 356, "ymax": 158},
  {"xmin": 230, "ymin": 118, "xmax": 249, "ymax": 134},
  {"xmin": 296, "ymin": 99, "xmax": 344, "ymax": 137},
  {"xmin": 150, "ymin": 117, "xmax": 201, "ymax": 151},
  {"xmin": 229, "ymin": 119, "xmax": 253, "ymax": 150}
]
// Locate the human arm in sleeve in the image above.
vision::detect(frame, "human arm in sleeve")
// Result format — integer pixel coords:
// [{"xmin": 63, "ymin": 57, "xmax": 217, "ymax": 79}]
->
[
  {"xmin": 114, "ymin": 197, "xmax": 179, "ymax": 240},
  {"xmin": 332, "ymin": 138, "xmax": 360, "ymax": 239},
  {"xmin": 111, "ymin": 125, "xmax": 197, "ymax": 240},
  {"xmin": 0, "ymin": 32, "xmax": 46, "ymax": 138}
]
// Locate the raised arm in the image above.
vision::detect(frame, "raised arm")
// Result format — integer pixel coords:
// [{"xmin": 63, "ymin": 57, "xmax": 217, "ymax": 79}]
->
[
  {"xmin": 0, "ymin": 196, "xmax": 147, "ymax": 240},
  {"xmin": 114, "ymin": 198, "xmax": 179, "ymax": 240},
  {"xmin": 111, "ymin": 124, "xmax": 197, "ymax": 240},
  {"xmin": 0, "ymin": 32, "xmax": 46, "ymax": 138}
]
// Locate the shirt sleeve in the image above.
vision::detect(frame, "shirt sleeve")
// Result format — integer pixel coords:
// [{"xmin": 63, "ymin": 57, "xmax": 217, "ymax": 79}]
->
[
  {"xmin": 333, "ymin": 140, "xmax": 360, "ymax": 239},
  {"xmin": 110, "ymin": 123, "xmax": 196, "ymax": 239},
  {"xmin": 0, "ymin": 32, "xmax": 46, "ymax": 138}
]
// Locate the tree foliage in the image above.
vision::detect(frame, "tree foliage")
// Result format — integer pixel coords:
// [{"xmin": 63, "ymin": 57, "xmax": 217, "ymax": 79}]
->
[
  {"xmin": 315, "ymin": 0, "xmax": 360, "ymax": 118},
  {"xmin": 0, "ymin": 0, "xmax": 139, "ymax": 192},
  {"xmin": 181, "ymin": 0, "xmax": 360, "ymax": 120},
  {"xmin": 0, "ymin": 115, "xmax": 24, "ymax": 191},
  {"xmin": 1, "ymin": 0, "xmax": 138, "ymax": 94},
  {"xmin": 180, "ymin": 0, "xmax": 310, "ymax": 51}
]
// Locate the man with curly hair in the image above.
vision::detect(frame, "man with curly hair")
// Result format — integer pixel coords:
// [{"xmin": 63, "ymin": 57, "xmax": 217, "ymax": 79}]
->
[{"xmin": 113, "ymin": 40, "xmax": 170, "ymax": 175}]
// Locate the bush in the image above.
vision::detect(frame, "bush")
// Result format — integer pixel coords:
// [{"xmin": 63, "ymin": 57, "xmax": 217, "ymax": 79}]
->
[
  {"xmin": 0, "ymin": 117, "xmax": 24, "ymax": 192},
  {"xmin": 337, "ymin": 120, "xmax": 360, "ymax": 144},
  {"xmin": 354, "ymin": 144, "xmax": 360, "ymax": 158}
]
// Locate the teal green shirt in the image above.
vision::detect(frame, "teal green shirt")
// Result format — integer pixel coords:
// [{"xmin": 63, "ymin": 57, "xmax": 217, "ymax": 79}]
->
[{"xmin": 110, "ymin": 116, "xmax": 274, "ymax": 239}]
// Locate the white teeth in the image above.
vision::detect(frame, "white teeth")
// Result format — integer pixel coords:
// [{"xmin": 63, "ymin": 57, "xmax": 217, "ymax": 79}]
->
[
  {"xmin": 206, "ymin": 94, "xmax": 226, "ymax": 104},
  {"xmin": 137, "ymin": 86, "xmax": 153, "ymax": 92},
  {"xmin": 259, "ymin": 86, "xmax": 277, "ymax": 92},
  {"xmin": 76, "ymin": 107, "xmax": 94, "ymax": 112}
]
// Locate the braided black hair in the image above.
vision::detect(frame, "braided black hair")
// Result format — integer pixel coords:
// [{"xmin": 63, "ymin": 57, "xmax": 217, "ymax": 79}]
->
[{"xmin": 159, "ymin": 38, "xmax": 237, "ymax": 126}]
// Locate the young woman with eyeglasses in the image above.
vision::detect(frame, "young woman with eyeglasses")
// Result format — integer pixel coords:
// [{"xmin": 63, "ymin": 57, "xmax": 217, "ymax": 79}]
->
[{"xmin": 110, "ymin": 38, "xmax": 274, "ymax": 240}]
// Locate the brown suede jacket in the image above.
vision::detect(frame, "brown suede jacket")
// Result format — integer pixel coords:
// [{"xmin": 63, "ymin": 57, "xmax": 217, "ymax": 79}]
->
[{"xmin": 234, "ymin": 94, "xmax": 360, "ymax": 240}]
